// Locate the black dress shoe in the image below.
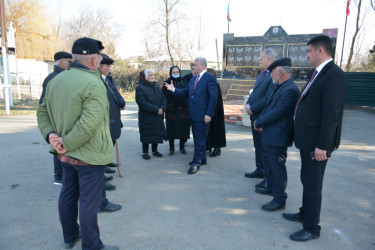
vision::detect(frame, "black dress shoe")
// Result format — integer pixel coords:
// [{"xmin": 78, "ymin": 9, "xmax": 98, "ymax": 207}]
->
[
  {"xmin": 107, "ymin": 162, "xmax": 117, "ymax": 168},
  {"xmin": 152, "ymin": 151, "xmax": 163, "ymax": 157},
  {"xmin": 180, "ymin": 148, "xmax": 186, "ymax": 154},
  {"xmin": 105, "ymin": 175, "xmax": 113, "ymax": 181},
  {"xmin": 289, "ymin": 229, "xmax": 319, "ymax": 242},
  {"xmin": 189, "ymin": 160, "xmax": 207, "ymax": 166},
  {"xmin": 261, "ymin": 200, "xmax": 285, "ymax": 211},
  {"xmin": 105, "ymin": 167, "xmax": 116, "ymax": 174},
  {"xmin": 169, "ymin": 149, "xmax": 174, "ymax": 155},
  {"xmin": 188, "ymin": 165, "xmax": 200, "ymax": 174},
  {"xmin": 99, "ymin": 201, "xmax": 122, "ymax": 213},
  {"xmin": 282, "ymin": 213, "xmax": 303, "ymax": 223},
  {"xmin": 209, "ymin": 148, "xmax": 218, "ymax": 157},
  {"xmin": 142, "ymin": 153, "xmax": 151, "ymax": 160},
  {"xmin": 64, "ymin": 231, "xmax": 81, "ymax": 249},
  {"xmin": 245, "ymin": 169, "xmax": 264, "ymax": 178},
  {"xmin": 255, "ymin": 187, "xmax": 273, "ymax": 196},
  {"xmin": 255, "ymin": 178, "xmax": 267, "ymax": 188},
  {"xmin": 104, "ymin": 181, "xmax": 116, "ymax": 191}
]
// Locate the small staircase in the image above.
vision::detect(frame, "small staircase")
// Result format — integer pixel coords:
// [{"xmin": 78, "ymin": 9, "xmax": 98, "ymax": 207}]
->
[{"xmin": 224, "ymin": 80, "xmax": 255, "ymax": 101}]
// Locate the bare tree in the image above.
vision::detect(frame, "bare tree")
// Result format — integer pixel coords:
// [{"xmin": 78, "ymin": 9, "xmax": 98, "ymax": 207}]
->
[
  {"xmin": 63, "ymin": 6, "xmax": 122, "ymax": 57},
  {"xmin": 6, "ymin": 0, "xmax": 55, "ymax": 60},
  {"xmin": 160, "ymin": 0, "xmax": 180, "ymax": 64},
  {"xmin": 345, "ymin": 0, "xmax": 363, "ymax": 71}
]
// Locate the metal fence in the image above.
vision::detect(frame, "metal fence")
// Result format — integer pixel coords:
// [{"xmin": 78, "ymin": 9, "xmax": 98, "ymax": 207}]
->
[{"xmin": 345, "ymin": 72, "xmax": 375, "ymax": 107}]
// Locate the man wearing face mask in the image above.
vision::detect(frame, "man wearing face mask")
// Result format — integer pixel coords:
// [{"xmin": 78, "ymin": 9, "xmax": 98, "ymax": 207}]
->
[{"xmin": 162, "ymin": 66, "xmax": 190, "ymax": 155}]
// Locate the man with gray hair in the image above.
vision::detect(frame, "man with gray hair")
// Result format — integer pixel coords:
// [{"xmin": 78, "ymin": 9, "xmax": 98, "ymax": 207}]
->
[
  {"xmin": 37, "ymin": 37, "xmax": 118, "ymax": 250},
  {"xmin": 245, "ymin": 49, "xmax": 277, "ymax": 190},
  {"xmin": 164, "ymin": 57, "xmax": 218, "ymax": 174},
  {"xmin": 253, "ymin": 58, "xmax": 300, "ymax": 211}
]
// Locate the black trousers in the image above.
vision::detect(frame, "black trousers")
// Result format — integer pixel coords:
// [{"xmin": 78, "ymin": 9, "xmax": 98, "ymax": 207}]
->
[
  {"xmin": 299, "ymin": 150, "xmax": 327, "ymax": 234},
  {"xmin": 53, "ymin": 154, "xmax": 62, "ymax": 180},
  {"xmin": 142, "ymin": 143, "xmax": 158, "ymax": 153},
  {"xmin": 59, "ymin": 162, "xmax": 105, "ymax": 250},
  {"xmin": 264, "ymin": 145, "xmax": 288, "ymax": 204},
  {"xmin": 169, "ymin": 139, "xmax": 187, "ymax": 150},
  {"xmin": 251, "ymin": 119, "xmax": 268, "ymax": 174}
]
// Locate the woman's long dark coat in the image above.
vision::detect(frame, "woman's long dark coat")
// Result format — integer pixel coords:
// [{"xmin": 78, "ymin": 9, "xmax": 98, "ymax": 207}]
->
[
  {"xmin": 206, "ymin": 83, "xmax": 226, "ymax": 149},
  {"xmin": 136, "ymin": 80, "xmax": 167, "ymax": 144},
  {"xmin": 162, "ymin": 76, "xmax": 190, "ymax": 141}
]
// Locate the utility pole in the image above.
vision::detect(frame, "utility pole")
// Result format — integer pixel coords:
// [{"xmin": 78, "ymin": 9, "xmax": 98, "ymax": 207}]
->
[{"xmin": 0, "ymin": 0, "xmax": 10, "ymax": 114}]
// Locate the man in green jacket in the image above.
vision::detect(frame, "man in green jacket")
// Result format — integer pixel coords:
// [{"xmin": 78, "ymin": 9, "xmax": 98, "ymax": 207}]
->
[{"xmin": 37, "ymin": 37, "xmax": 118, "ymax": 250}]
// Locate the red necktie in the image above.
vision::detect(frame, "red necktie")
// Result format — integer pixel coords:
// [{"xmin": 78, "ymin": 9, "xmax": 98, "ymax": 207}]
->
[
  {"xmin": 193, "ymin": 74, "xmax": 200, "ymax": 93},
  {"xmin": 294, "ymin": 69, "xmax": 318, "ymax": 119}
]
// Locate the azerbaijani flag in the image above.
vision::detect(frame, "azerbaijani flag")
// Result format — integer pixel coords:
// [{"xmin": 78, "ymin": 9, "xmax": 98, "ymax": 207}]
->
[
  {"xmin": 346, "ymin": 0, "xmax": 351, "ymax": 16},
  {"xmin": 227, "ymin": 2, "xmax": 231, "ymax": 22}
]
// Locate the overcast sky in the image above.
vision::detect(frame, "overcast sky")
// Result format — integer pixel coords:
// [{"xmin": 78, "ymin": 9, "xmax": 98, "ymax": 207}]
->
[{"xmin": 43, "ymin": 0, "xmax": 375, "ymax": 62}]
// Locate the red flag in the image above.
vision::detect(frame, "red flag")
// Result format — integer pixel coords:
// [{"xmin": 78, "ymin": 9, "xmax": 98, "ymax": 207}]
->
[
  {"xmin": 227, "ymin": 3, "xmax": 231, "ymax": 22},
  {"xmin": 346, "ymin": 0, "xmax": 351, "ymax": 16}
]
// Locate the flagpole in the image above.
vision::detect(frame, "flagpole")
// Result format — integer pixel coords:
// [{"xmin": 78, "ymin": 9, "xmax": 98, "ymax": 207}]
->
[
  {"xmin": 340, "ymin": 15, "xmax": 348, "ymax": 68},
  {"xmin": 228, "ymin": 21, "xmax": 229, "ymax": 33}
]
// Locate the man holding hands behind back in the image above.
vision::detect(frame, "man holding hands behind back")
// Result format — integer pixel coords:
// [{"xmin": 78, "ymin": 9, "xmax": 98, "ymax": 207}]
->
[
  {"xmin": 164, "ymin": 57, "xmax": 218, "ymax": 175},
  {"xmin": 37, "ymin": 37, "xmax": 118, "ymax": 250}
]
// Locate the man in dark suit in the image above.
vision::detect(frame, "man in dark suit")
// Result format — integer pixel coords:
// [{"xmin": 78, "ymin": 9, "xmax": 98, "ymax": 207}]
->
[
  {"xmin": 253, "ymin": 58, "xmax": 300, "ymax": 211},
  {"xmin": 245, "ymin": 49, "xmax": 276, "ymax": 190},
  {"xmin": 98, "ymin": 54, "xmax": 125, "ymax": 212},
  {"xmin": 283, "ymin": 35, "xmax": 347, "ymax": 241},
  {"xmin": 164, "ymin": 57, "xmax": 218, "ymax": 174},
  {"xmin": 39, "ymin": 51, "xmax": 72, "ymax": 185}
]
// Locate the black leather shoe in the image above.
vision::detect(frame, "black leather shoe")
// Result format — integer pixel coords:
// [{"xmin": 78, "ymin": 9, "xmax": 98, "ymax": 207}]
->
[
  {"xmin": 289, "ymin": 229, "xmax": 319, "ymax": 242},
  {"xmin": 105, "ymin": 175, "xmax": 113, "ymax": 181},
  {"xmin": 255, "ymin": 178, "xmax": 267, "ymax": 188},
  {"xmin": 107, "ymin": 162, "xmax": 117, "ymax": 168},
  {"xmin": 169, "ymin": 149, "xmax": 174, "ymax": 155},
  {"xmin": 105, "ymin": 167, "xmax": 115, "ymax": 174},
  {"xmin": 209, "ymin": 148, "xmax": 221, "ymax": 157},
  {"xmin": 255, "ymin": 187, "xmax": 273, "ymax": 196},
  {"xmin": 245, "ymin": 169, "xmax": 264, "ymax": 178},
  {"xmin": 99, "ymin": 201, "xmax": 122, "ymax": 213},
  {"xmin": 64, "ymin": 231, "xmax": 81, "ymax": 249},
  {"xmin": 142, "ymin": 153, "xmax": 151, "ymax": 160},
  {"xmin": 152, "ymin": 151, "xmax": 163, "ymax": 157},
  {"xmin": 189, "ymin": 160, "xmax": 207, "ymax": 166},
  {"xmin": 261, "ymin": 200, "xmax": 285, "ymax": 211},
  {"xmin": 180, "ymin": 148, "xmax": 186, "ymax": 154},
  {"xmin": 188, "ymin": 165, "xmax": 200, "ymax": 174},
  {"xmin": 104, "ymin": 181, "xmax": 116, "ymax": 191},
  {"xmin": 282, "ymin": 213, "xmax": 303, "ymax": 223}
]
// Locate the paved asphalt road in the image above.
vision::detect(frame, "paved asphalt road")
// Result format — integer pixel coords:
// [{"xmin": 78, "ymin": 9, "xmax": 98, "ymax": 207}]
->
[{"xmin": 0, "ymin": 103, "xmax": 374, "ymax": 250}]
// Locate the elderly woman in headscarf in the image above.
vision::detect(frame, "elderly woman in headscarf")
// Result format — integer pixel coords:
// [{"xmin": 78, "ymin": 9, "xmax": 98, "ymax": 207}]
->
[
  {"xmin": 162, "ymin": 66, "xmax": 190, "ymax": 155},
  {"xmin": 136, "ymin": 69, "xmax": 167, "ymax": 160}
]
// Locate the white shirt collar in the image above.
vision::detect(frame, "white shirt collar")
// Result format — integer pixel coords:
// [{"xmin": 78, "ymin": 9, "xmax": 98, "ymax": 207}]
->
[
  {"xmin": 316, "ymin": 58, "xmax": 333, "ymax": 73},
  {"xmin": 198, "ymin": 70, "xmax": 207, "ymax": 78}
]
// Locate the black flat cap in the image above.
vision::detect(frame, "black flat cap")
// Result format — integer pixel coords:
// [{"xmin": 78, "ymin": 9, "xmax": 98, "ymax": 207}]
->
[
  {"xmin": 267, "ymin": 58, "xmax": 292, "ymax": 71},
  {"xmin": 72, "ymin": 37, "xmax": 102, "ymax": 55},
  {"xmin": 54, "ymin": 51, "xmax": 72, "ymax": 61},
  {"xmin": 101, "ymin": 54, "xmax": 114, "ymax": 65}
]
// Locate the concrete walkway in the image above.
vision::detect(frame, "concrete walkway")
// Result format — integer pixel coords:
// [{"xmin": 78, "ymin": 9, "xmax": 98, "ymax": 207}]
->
[{"xmin": 0, "ymin": 103, "xmax": 374, "ymax": 250}]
